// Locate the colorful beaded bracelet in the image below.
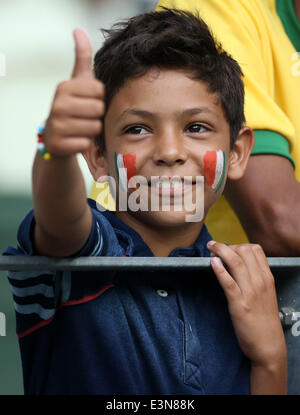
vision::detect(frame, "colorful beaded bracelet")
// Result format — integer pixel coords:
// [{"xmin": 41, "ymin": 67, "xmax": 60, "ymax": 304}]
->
[{"xmin": 37, "ymin": 125, "xmax": 51, "ymax": 160}]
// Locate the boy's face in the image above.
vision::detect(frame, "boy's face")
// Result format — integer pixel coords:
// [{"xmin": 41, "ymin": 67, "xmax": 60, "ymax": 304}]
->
[{"xmin": 100, "ymin": 69, "xmax": 232, "ymax": 229}]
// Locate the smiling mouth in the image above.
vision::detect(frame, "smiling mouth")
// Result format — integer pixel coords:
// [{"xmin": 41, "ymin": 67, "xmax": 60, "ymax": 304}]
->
[
  {"xmin": 147, "ymin": 177, "xmax": 195, "ymax": 186},
  {"xmin": 145, "ymin": 177, "xmax": 196, "ymax": 196}
]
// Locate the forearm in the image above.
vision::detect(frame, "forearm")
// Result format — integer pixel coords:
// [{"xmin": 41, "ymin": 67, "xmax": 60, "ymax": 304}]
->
[
  {"xmin": 250, "ymin": 358, "xmax": 287, "ymax": 395},
  {"xmin": 225, "ymin": 155, "xmax": 300, "ymax": 256},
  {"xmin": 226, "ymin": 187, "xmax": 300, "ymax": 256},
  {"xmin": 32, "ymin": 151, "xmax": 89, "ymax": 240}
]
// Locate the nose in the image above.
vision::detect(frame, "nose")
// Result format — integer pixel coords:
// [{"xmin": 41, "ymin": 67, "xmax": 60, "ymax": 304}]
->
[{"xmin": 152, "ymin": 131, "xmax": 187, "ymax": 166}]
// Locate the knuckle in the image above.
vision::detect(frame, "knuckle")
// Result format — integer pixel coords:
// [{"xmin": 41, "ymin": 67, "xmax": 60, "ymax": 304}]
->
[
  {"xmin": 237, "ymin": 244, "xmax": 251, "ymax": 254},
  {"xmin": 265, "ymin": 271, "xmax": 275, "ymax": 287},
  {"xmin": 231, "ymin": 245, "xmax": 245, "ymax": 259},
  {"xmin": 93, "ymin": 120, "xmax": 102, "ymax": 134},
  {"xmin": 51, "ymin": 119, "xmax": 65, "ymax": 135},
  {"xmin": 94, "ymin": 100, "xmax": 105, "ymax": 116},
  {"xmin": 79, "ymin": 139, "xmax": 92, "ymax": 152},
  {"xmin": 51, "ymin": 101, "xmax": 65, "ymax": 116},
  {"xmin": 56, "ymin": 80, "xmax": 68, "ymax": 94},
  {"xmin": 241, "ymin": 299, "xmax": 252, "ymax": 314},
  {"xmin": 95, "ymin": 80, "xmax": 105, "ymax": 95},
  {"xmin": 252, "ymin": 244, "xmax": 264, "ymax": 254},
  {"xmin": 231, "ymin": 256, "xmax": 243, "ymax": 269}
]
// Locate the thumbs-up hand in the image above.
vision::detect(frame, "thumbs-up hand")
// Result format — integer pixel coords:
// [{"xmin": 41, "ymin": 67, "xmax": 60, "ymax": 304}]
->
[
  {"xmin": 43, "ymin": 29, "xmax": 105, "ymax": 157},
  {"xmin": 72, "ymin": 28, "xmax": 94, "ymax": 79}
]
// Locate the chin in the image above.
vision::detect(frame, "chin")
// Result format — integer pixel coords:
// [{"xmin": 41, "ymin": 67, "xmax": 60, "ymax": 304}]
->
[{"xmin": 131, "ymin": 209, "xmax": 203, "ymax": 228}]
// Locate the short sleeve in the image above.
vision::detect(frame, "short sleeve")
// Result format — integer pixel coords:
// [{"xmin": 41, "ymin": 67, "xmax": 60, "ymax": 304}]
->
[
  {"xmin": 4, "ymin": 199, "xmax": 122, "ymax": 259},
  {"xmin": 252, "ymin": 130, "xmax": 295, "ymax": 168}
]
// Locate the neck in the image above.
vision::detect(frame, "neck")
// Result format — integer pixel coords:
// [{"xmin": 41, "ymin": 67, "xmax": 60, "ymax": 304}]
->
[
  {"xmin": 116, "ymin": 211, "xmax": 204, "ymax": 257},
  {"xmin": 294, "ymin": 0, "xmax": 300, "ymax": 21}
]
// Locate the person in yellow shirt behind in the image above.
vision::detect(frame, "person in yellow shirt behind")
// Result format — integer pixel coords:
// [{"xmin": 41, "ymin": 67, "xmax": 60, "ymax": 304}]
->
[{"xmin": 90, "ymin": 0, "xmax": 300, "ymax": 256}]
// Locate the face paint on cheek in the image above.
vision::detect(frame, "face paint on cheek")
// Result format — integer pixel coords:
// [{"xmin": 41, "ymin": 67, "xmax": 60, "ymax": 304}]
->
[
  {"xmin": 203, "ymin": 150, "xmax": 226, "ymax": 193},
  {"xmin": 114, "ymin": 152, "xmax": 137, "ymax": 190}
]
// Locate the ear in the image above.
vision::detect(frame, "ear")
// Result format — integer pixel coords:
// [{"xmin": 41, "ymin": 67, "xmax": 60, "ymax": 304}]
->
[
  {"xmin": 227, "ymin": 127, "xmax": 255, "ymax": 181},
  {"xmin": 82, "ymin": 140, "xmax": 109, "ymax": 182}
]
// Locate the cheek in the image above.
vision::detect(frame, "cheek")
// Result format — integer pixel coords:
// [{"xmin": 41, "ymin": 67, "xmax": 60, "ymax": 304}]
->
[
  {"xmin": 203, "ymin": 150, "xmax": 226, "ymax": 194},
  {"xmin": 114, "ymin": 152, "xmax": 137, "ymax": 189},
  {"xmin": 122, "ymin": 153, "xmax": 137, "ymax": 181}
]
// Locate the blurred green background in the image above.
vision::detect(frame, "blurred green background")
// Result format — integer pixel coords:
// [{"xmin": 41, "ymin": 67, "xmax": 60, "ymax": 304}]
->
[{"xmin": 0, "ymin": 195, "xmax": 32, "ymax": 394}]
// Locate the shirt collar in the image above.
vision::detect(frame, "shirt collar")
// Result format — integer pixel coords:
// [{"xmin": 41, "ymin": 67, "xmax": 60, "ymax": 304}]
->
[{"xmin": 88, "ymin": 199, "xmax": 212, "ymax": 257}]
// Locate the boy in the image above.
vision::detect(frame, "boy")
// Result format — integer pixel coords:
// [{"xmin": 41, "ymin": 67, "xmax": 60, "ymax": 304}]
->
[{"xmin": 4, "ymin": 9, "xmax": 286, "ymax": 394}]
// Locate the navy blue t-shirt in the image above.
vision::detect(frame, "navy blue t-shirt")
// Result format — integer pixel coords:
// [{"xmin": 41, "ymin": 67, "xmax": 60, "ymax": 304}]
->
[{"xmin": 3, "ymin": 199, "xmax": 250, "ymax": 394}]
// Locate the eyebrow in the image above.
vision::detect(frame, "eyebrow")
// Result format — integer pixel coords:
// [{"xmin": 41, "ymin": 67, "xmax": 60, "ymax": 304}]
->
[
  {"xmin": 118, "ymin": 109, "xmax": 155, "ymax": 120},
  {"xmin": 117, "ymin": 107, "xmax": 219, "ymax": 121}
]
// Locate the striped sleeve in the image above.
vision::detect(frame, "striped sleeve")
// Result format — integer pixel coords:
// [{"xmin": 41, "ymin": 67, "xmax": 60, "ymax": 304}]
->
[
  {"xmin": 14, "ymin": 205, "xmax": 106, "ymax": 258},
  {"xmin": 73, "ymin": 215, "xmax": 104, "ymax": 257},
  {"xmin": 4, "ymin": 223, "xmax": 108, "ymax": 338},
  {"xmin": 3, "ymin": 201, "xmax": 122, "ymax": 337},
  {"xmin": 7, "ymin": 268, "xmax": 58, "ymax": 336}
]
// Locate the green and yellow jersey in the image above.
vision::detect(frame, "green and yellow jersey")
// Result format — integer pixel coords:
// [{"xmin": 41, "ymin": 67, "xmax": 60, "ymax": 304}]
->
[{"xmin": 89, "ymin": 0, "xmax": 300, "ymax": 244}]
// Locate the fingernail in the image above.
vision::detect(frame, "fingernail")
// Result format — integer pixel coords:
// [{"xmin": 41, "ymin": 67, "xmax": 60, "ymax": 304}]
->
[{"xmin": 207, "ymin": 240, "xmax": 216, "ymax": 248}]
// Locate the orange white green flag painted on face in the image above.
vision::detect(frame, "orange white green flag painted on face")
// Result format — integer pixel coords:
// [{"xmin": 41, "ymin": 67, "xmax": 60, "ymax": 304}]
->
[
  {"xmin": 203, "ymin": 150, "xmax": 226, "ymax": 193},
  {"xmin": 114, "ymin": 152, "xmax": 137, "ymax": 190}
]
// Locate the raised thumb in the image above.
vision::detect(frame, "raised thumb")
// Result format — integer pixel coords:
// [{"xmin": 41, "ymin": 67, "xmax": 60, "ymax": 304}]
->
[{"xmin": 72, "ymin": 28, "xmax": 93, "ymax": 79}]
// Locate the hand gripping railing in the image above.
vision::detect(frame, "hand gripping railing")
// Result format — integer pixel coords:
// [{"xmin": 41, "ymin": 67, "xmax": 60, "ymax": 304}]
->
[{"xmin": 1, "ymin": 255, "xmax": 300, "ymax": 393}]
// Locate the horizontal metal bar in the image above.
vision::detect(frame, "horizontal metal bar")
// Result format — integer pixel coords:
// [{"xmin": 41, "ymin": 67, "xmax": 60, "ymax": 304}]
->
[{"xmin": 1, "ymin": 255, "xmax": 300, "ymax": 272}]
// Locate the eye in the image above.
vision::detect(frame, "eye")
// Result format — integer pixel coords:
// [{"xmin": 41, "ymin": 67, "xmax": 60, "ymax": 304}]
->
[
  {"xmin": 187, "ymin": 123, "xmax": 209, "ymax": 134},
  {"xmin": 125, "ymin": 125, "xmax": 149, "ymax": 135}
]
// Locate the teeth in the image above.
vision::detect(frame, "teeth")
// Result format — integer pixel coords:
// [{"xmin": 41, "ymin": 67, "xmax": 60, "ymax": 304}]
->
[
  {"xmin": 153, "ymin": 180, "xmax": 183, "ymax": 188},
  {"xmin": 171, "ymin": 181, "xmax": 182, "ymax": 188},
  {"xmin": 151, "ymin": 178, "xmax": 192, "ymax": 188}
]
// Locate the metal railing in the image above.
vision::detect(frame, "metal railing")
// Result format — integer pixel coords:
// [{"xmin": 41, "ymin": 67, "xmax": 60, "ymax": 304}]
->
[
  {"xmin": 1, "ymin": 255, "xmax": 300, "ymax": 393},
  {"xmin": 1, "ymin": 255, "xmax": 300, "ymax": 271},
  {"xmin": 1, "ymin": 255, "xmax": 300, "ymax": 323}
]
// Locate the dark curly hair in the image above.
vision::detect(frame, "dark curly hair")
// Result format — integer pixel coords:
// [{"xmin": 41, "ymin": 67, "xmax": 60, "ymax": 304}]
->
[{"xmin": 94, "ymin": 7, "xmax": 245, "ymax": 151}]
